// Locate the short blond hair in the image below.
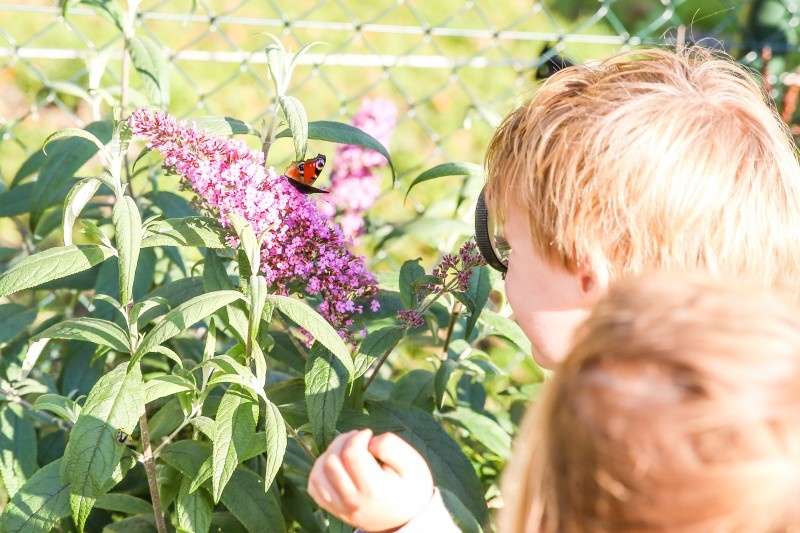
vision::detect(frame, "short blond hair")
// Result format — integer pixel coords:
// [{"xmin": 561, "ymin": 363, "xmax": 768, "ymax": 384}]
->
[
  {"xmin": 499, "ymin": 273, "xmax": 800, "ymax": 532},
  {"xmin": 484, "ymin": 47, "xmax": 800, "ymax": 294}
]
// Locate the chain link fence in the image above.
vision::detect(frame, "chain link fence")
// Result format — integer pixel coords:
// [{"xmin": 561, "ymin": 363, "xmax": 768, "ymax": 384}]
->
[{"xmin": 0, "ymin": 0, "xmax": 798, "ymax": 183}]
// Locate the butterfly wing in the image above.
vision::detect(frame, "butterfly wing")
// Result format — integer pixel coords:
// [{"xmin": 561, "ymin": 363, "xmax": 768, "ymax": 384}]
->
[{"xmin": 284, "ymin": 154, "xmax": 328, "ymax": 194}]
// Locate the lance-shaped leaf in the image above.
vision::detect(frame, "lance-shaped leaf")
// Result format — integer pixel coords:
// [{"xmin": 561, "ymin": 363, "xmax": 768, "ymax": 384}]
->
[
  {"xmin": 220, "ymin": 467, "xmax": 285, "ymax": 532},
  {"xmin": 0, "ymin": 403, "xmax": 37, "ymax": 499},
  {"xmin": 464, "ymin": 266, "xmax": 491, "ymax": 339},
  {"xmin": 176, "ymin": 476, "xmax": 213, "ymax": 533},
  {"xmin": 0, "ymin": 458, "xmax": 71, "ymax": 533},
  {"xmin": 378, "ymin": 217, "xmax": 473, "ymax": 249},
  {"xmin": 0, "ymin": 303, "xmax": 37, "ymax": 345},
  {"xmin": 478, "ymin": 309, "xmax": 532, "ymax": 354},
  {"xmin": 306, "ymin": 343, "xmax": 349, "ymax": 450},
  {"xmin": 404, "ymin": 162, "xmax": 484, "ymax": 200},
  {"xmin": 267, "ymin": 294, "xmax": 354, "ymax": 376},
  {"xmin": 353, "ymin": 325, "xmax": 406, "ymax": 379},
  {"xmin": 31, "ymin": 120, "xmax": 112, "ymax": 231},
  {"xmin": 0, "ymin": 245, "xmax": 115, "ymax": 298},
  {"xmin": 193, "ymin": 115, "xmax": 259, "ymax": 137},
  {"xmin": 60, "ymin": 362, "xmax": 145, "ymax": 531},
  {"xmin": 112, "ymin": 196, "xmax": 142, "ymax": 306},
  {"xmin": 265, "ymin": 38, "xmax": 289, "ymax": 95},
  {"xmin": 442, "ymin": 408, "xmax": 512, "ymax": 459},
  {"xmin": 140, "ymin": 216, "xmax": 228, "ymax": 249},
  {"xmin": 340, "ymin": 400, "xmax": 489, "ymax": 526},
  {"xmin": 32, "ymin": 394, "xmax": 81, "ymax": 425},
  {"xmin": 278, "ymin": 94, "xmax": 308, "ymax": 161},
  {"xmin": 94, "ymin": 493, "xmax": 153, "ymax": 516},
  {"xmin": 62, "ymin": 0, "xmax": 124, "ymax": 31},
  {"xmin": 33, "ymin": 317, "xmax": 131, "ymax": 354},
  {"xmin": 211, "ymin": 386, "xmax": 259, "ymax": 503},
  {"xmin": 63, "ymin": 178, "xmax": 102, "ymax": 246},
  {"xmin": 134, "ymin": 290, "xmax": 244, "ymax": 365},
  {"xmin": 277, "ymin": 120, "xmax": 395, "ymax": 183},
  {"xmin": 398, "ymin": 258, "xmax": 426, "ymax": 309},
  {"xmin": 262, "ymin": 400, "xmax": 287, "ymax": 491},
  {"xmin": 128, "ymin": 35, "xmax": 169, "ymax": 108}
]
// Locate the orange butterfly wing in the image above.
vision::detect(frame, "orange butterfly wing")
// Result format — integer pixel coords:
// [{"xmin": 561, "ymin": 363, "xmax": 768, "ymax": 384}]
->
[{"xmin": 284, "ymin": 154, "xmax": 328, "ymax": 194}]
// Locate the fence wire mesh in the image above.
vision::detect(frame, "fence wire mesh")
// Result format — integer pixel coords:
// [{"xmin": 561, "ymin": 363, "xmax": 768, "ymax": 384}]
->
[{"xmin": 0, "ymin": 0, "xmax": 798, "ymax": 183}]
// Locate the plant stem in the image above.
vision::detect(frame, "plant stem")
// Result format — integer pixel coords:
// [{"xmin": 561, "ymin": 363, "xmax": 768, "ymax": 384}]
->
[
  {"xmin": 441, "ymin": 300, "xmax": 462, "ymax": 360},
  {"xmin": 139, "ymin": 412, "xmax": 167, "ymax": 533},
  {"xmin": 286, "ymin": 421, "xmax": 316, "ymax": 460},
  {"xmin": 262, "ymin": 104, "xmax": 279, "ymax": 162},
  {"xmin": 0, "ymin": 389, "xmax": 73, "ymax": 428},
  {"xmin": 363, "ymin": 336, "xmax": 404, "ymax": 391}
]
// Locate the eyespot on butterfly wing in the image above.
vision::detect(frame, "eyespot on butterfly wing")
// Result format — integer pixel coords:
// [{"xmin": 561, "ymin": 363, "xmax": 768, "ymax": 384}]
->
[{"xmin": 284, "ymin": 154, "xmax": 329, "ymax": 194}]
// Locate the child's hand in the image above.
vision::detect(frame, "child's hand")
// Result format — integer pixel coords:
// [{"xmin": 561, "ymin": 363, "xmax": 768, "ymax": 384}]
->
[{"xmin": 308, "ymin": 429, "xmax": 435, "ymax": 532}]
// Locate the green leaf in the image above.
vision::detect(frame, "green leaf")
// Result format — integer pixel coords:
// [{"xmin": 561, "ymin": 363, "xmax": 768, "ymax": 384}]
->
[
  {"xmin": 0, "ymin": 458, "xmax": 71, "ymax": 533},
  {"xmin": 143, "ymin": 375, "xmax": 195, "ymax": 404},
  {"xmin": 265, "ymin": 38, "xmax": 288, "ymax": 94},
  {"xmin": 220, "ymin": 467, "xmax": 285, "ymax": 532},
  {"xmin": 31, "ymin": 120, "xmax": 112, "ymax": 231},
  {"xmin": 0, "ymin": 303, "xmax": 37, "ymax": 345},
  {"xmin": 63, "ymin": 178, "xmax": 102, "ymax": 246},
  {"xmin": 32, "ymin": 394, "xmax": 81, "ymax": 425},
  {"xmin": 340, "ymin": 401, "xmax": 489, "ymax": 526},
  {"xmin": 440, "ymin": 488, "xmax": 483, "ymax": 533},
  {"xmin": 434, "ymin": 359, "xmax": 457, "ymax": 409},
  {"xmin": 43, "ymin": 127, "xmax": 107, "ymax": 159},
  {"xmin": 399, "ymin": 259, "xmax": 425, "ymax": 309},
  {"xmin": 94, "ymin": 493, "xmax": 153, "ymax": 515},
  {"xmin": 12, "ymin": 149, "xmax": 47, "ymax": 187},
  {"xmin": 63, "ymin": 0, "xmax": 125, "ymax": 31},
  {"xmin": 262, "ymin": 400, "xmax": 287, "ymax": 491},
  {"xmin": 113, "ymin": 196, "xmax": 143, "ymax": 306},
  {"xmin": 0, "ymin": 403, "xmax": 37, "ymax": 498},
  {"xmin": 61, "ymin": 362, "xmax": 145, "ymax": 530},
  {"xmin": 305, "ymin": 343, "xmax": 349, "ymax": 450},
  {"xmin": 267, "ymin": 294, "xmax": 354, "ymax": 376},
  {"xmin": 193, "ymin": 116, "xmax": 259, "ymax": 137},
  {"xmin": 228, "ymin": 213, "xmax": 260, "ymax": 275},
  {"xmin": 101, "ymin": 514, "xmax": 158, "ymax": 532},
  {"xmin": 33, "ymin": 317, "xmax": 131, "ymax": 353},
  {"xmin": 404, "ymin": 162, "xmax": 484, "ymax": 200},
  {"xmin": 478, "ymin": 309, "xmax": 532, "ymax": 354},
  {"xmin": 353, "ymin": 326, "xmax": 406, "ymax": 379},
  {"xmin": 277, "ymin": 120, "xmax": 395, "ymax": 183},
  {"xmin": 443, "ymin": 408, "xmax": 512, "ymax": 458},
  {"xmin": 128, "ymin": 36, "xmax": 169, "ymax": 108},
  {"xmin": 176, "ymin": 476, "xmax": 213, "ymax": 533},
  {"xmin": 390, "ymin": 369, "xmax": 435, "ymax": 410},
  {"xmin": 0, "ymin": 183, "xmax": 35, "ymax": 218},
  {"xmin": 278, "ymin": 94, "xmax": 308, "ymax": 161},
  {"xmin": 135, "ymin": 290, "xmax": 245, "ymax": 365},
  {"xmin": 0, "ymin": 244, "xmax": 115, "ymax": 298},
  {"xmin": 141, "ymin": 217, "xmax": 228, "ymax": 249},
  {"xmin": 378, "ymin": 217, "xmax": 473, "ymax": 249},
  {"xmin": 211, "ymin": 386, "xmax": 258, "ymax": 503},
  {"xmin": 464, "ymin": 266, "xmax": 491, "ymax": 338}
]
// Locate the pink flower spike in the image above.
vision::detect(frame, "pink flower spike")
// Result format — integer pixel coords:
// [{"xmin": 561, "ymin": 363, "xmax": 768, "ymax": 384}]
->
[{"xmin": 128, "ymin": 108, "xmax": 378, "ymax": 342}]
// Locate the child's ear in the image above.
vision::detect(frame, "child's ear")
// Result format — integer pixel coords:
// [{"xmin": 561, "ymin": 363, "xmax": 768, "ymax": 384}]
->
[{"xmin": 577, "ymin": 253, "xmax": 609, "ymax": 307}]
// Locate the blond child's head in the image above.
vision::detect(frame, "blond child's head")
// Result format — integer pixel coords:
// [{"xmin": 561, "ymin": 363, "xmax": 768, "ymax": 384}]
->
[
  {"xmin": 480, "ymin": 46, "xmax": 800, "ymax": 366},
  {"xmin": 499, "ymin": 273, "xmax": 800, "ymax": 532}
]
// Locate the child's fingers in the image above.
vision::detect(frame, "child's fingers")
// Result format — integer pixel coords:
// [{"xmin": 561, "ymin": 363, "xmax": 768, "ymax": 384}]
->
[
  {"xmin": 337, "ymin": 428, "xmax": 387, "ymax": 492},
  {"xmin": 367, "ymin": 432, "xmax": 432, "ymax": 482}
]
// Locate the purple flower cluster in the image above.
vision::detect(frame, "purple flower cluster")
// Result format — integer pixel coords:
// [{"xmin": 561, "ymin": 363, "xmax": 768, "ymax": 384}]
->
[
  {"xmin": 319, "ymin": 98, "xmax": 397, "ymax": 241},
  {"xmin": 398, "ymin": 240, "xmax": 487, "ymax": 328},
  {"xmin": 128, "ymin": 108, "xmax": 379, "ymax": 341}
]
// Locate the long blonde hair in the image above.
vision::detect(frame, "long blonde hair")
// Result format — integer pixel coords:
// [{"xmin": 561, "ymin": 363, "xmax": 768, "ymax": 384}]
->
[
  {"xmin": 499, "ymin": 273, "xmax": 800, "ymax": 532},
  {"xmin": 484, "ymin": 47, "xmax": 800, "ymax": 296}
]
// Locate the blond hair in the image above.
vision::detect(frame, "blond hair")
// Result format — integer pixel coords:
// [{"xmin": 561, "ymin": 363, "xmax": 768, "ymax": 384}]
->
[
  {"xmin": 484, "ymin": 47, "xmax": 800, "ymax": 295},
  {"xmin": 499, "ymin": 273, "xmax": 800, "ymax": 532}
]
